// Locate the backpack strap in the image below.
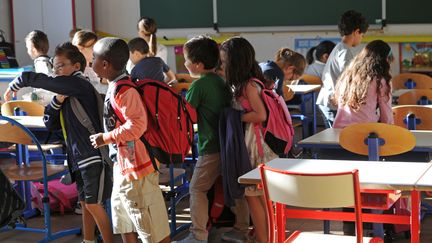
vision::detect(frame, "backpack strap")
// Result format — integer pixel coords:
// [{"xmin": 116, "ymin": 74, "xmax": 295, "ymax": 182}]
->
[{"xmin": 249, "ymin": 78, "xmax": 265, "ymax": 158}]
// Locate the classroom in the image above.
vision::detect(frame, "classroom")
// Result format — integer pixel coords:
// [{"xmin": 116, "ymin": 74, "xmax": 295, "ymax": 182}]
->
[{"xmin": 1, "ymin": 0, "xmax": 432, "ymax": 242}]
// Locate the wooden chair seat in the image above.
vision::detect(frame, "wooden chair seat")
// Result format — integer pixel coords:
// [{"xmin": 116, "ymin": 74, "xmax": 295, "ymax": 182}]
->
[
  {"xmin": 391, "ymin": 73, "xmax": 432, "ymax": 90},
  {"xmin": 287, "ymin": 232, "xmax": 373, "ymax": 243},
  {"xmin": 299, "ymin": 74, "xmax": 323, "ymax": 85},
  {"xmin": 159, "ymin": 167, "xmax": 186, "ymax": 185},
  {"xmin": 171, "ymin": 82, "xmax": 191, "ymax": 95},
  {"xmin": 397, "ymin": 89, "xmax": 432, "ymax": 105},
  {"xmin": 1, "ymin": 100, "xmax": 45, "ymax": 116},
  {"xmin": 1, "ymin": 162, "xmax": 67, "ymax": 181},
  {"xmin": 7, "ymin": 143, "xmax": 63, "ymax": 152},
  {"xmin": 392, "ymin": 105, "xmax": 432, "ymax": 130}
]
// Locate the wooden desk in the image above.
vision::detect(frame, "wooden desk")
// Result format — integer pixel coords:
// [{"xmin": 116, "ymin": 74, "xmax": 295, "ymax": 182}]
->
[
  {"xmin": 286, "ymin": 84, "xmax": 321, "ymax": 135},
  {"xmin": 238, "ymin": 158, "xmax": 432, "ymax": 243},
  {"xmin": 4, "ymin": 116, "xmax": 46, "ymax": 130}
]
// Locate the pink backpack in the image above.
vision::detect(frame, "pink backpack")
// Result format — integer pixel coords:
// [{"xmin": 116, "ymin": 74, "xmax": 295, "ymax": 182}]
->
[
  {"xmin": 31, "ymin": 180, "xmax": 78, "ymax": 214},
  {"xmin": 252, "ymin": 78, "xmax": 294, "ymax": 155}
]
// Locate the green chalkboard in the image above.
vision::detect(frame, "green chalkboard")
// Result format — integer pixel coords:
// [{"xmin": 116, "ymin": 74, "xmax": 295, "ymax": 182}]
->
[
  {"xmin": 387, "ymin": 0, "xmax": 432, "ymax": 24},
  {"xmin": 140, "ymin": 0, "xmax": 213, "ymax": 29},
  {"xmin": 217, "ymin": 0, "xmax": 381, "ymax": 28}
]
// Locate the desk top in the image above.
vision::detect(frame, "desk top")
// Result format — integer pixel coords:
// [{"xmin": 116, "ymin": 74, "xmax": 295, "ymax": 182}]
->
[
  {"xmin": 298, "ymin": 128, "xmax": 432, "ymax": 151},
  {"xmin": 3, "ymin": 116, "xmax": 46, "ymax": 129},
  {"xmin": 287, "ymin": 84, "xmax": 321, "ymax": 94},
  {"xmin": 415, "ymin": 165, "xmax": 432, "ymax": 191},
  {"xmin": 238, "ymin": 158, "xmax": 432, "ymax": 191}
]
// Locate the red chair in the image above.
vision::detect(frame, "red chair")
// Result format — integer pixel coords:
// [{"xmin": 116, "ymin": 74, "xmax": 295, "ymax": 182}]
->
[{"xmin": 259, "ymin": 164, "xmax": 374, "ymax": 243}]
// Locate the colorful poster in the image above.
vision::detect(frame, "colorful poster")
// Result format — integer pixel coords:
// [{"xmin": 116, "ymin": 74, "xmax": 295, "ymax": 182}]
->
[
  {"xmin": 174, "ymin": 45, "xmax": 188, "ymax": 74},
  {"xmin": 294, "ymin": 37, "xmax": 341, "ymax": 57},
  {"xmin": 400, "ymin": 42, "xmax": 432, "ymax": 73}
]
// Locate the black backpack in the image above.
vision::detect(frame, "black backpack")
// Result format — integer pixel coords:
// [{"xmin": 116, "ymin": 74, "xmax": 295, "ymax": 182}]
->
[
  {"xmin": 0, "ymin": 29, "xmax": 19, "ymax": 68},
  {"xmin": 0, "ymin": 169, "xmax": 25, "ymax": 228}
]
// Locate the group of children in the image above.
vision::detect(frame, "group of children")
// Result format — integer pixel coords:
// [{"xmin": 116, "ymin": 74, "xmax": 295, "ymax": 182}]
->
[{"xmin": 2, "ymin": 8, "xmax": 399, "ymax": 243}]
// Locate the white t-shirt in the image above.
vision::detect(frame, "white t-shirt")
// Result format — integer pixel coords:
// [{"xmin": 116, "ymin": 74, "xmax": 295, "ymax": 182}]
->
[
  {"xmin": 304, "ymin": 60, "xmax": 326, "ymax": 78},
  {"xmin": 84, "ymin": 66, "xmax": 108, "ymax": 94}
]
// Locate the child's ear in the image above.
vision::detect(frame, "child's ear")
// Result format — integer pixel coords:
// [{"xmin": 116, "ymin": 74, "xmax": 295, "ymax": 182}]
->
[{"xmin": 73, "ymin": 62, "xmax": 81, "ymax": 71}]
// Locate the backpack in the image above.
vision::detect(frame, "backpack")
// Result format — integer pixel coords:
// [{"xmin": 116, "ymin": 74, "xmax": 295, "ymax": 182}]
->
[
  {"xmin": 252, "ymin": 78, "xmax": 294, "ymax": 155},
  {"xmin": 0, "ymin": 30, "xmax": 18, "ymax": 68},
  {"xmin": 31, "ymin": 179, "xmax": 78, "ymax": 214},
  {"xmin": 0, "ymin": 169, "xmax": 25, "ymax": 228},
  {"xmin": 111, "ymin": 78, "xmax": 197, "ymax": 169},
  {"xmin": 207, "ymin": 177, "xmax": 235, "ymax": 229}
]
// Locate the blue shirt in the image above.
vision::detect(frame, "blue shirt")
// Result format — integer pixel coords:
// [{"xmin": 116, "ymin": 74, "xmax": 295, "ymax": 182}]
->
[
  {"xmin": 259, "ymin": 61, "xmax": 284, "ymax": 96},
  {"xmin": 130, "ymin": 56, "xmax": 169, "ymax": 82}
]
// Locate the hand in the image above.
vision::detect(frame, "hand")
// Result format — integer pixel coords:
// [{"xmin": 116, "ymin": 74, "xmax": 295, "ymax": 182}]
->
[
  {"xmin": 89, "ymin": 133, "xmax": 107, "ymax": 149},
  {"xmin": 166, "ymin": 79, "xmax": 178, "ymax": 86},
  {"xmin": 4, "ymin": 88, "xmax": 16, "ymax": 102},
  {"xmin": 55, "ymin": 95, "xmax": 68, "ymax": 104}
]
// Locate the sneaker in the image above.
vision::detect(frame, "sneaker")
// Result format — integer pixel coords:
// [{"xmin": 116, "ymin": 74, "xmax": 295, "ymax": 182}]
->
[
  {"xmin": 173, "ymin": 233, "xmax": 207, "ymax": 243},
  {"xmin": 221, "ymin": 229, "xmax": 248, "ymax": 243},
  {"xmin": 74, "ymin": 202, "xmax": 82, "ymax": 215}
]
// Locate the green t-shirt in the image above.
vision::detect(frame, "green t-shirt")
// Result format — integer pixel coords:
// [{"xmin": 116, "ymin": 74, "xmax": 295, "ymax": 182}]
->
[{"xmin": 186, "ymin": 72, "xmax": 232, "ymax": 155}]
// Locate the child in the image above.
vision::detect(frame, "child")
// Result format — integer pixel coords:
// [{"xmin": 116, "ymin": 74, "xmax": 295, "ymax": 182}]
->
[
  {"xmin": 304, "ymin": 40, "xmax": 336, "ymax": 78},
  {"xmin": 23, "ymin": 30, "xmax": 55, "ymax": 105},
  {"xmin": 316, "ymin": 10, "xmax": 369, "ymax": 128},
  {"xmin": 128, "ymin": 37, "xmax": 176, "ymax": 84},
  {"xmin": 4, "ymin": 42, "xmax": 113, "ymax": 243},
  {"xmin": 176, "ymin": 35, "xmax": 232, "ymax": 243},
  {"xmin": 88, "ymin": 37, "xmax": 170, "ymax": 243},
  {"xmin": 333, "ymin": 40, "xmax": 394, "ymax": 128},
  {"xmin": 126, "ymin": 17, "xmax": 168, "ymax": 73},
  {"xmin": 259, "ymin": 48, "xmax": 305, "ymax": 97},
  {"xmin": 220, "ymin": 36, "xmax": 278, "ymax": 243},
  {"xmin": 72, "ymin": 30, "xmax": 108, "ymax": 94}
]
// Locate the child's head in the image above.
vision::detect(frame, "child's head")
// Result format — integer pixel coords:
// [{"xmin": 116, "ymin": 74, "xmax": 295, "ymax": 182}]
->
[
  {"xmin": 335, "ymin": 40, "xmax": 393, "ymax": 110},
  {"xmin": 275, "ymin": 48, "xmax": 306, "ymax": 81},
  {"xmin": 137, "ymin": 17, "xmax": 158, "ymax": 56},
  {"xmin": 25, "ymin": 30, "xmax": 49, "ymax": 59},
  {"xmin": 127, "ymin": 37, "xmax": 149, "ymax": 65},
  {"xmin": 92, "ymin": 37, "xmax": 129, "ymax": 80},
  {"xmin": 306, "ymin": 40, "xmax": 336, "ymax": 64},
  {"xmin": 220, "ymin": 36, "xmax": 268, "ymax": 97},
  {"xmin": 52, "ymin": 42, "xmax": 86, "ymax": 76},
  {"xmin": 69, "ymin": 28, "xmax": 82, "ymax": 42},
  {"xmin": 183, "ymin": 35, "xmax": 219, "ymax": 78},
  {"xmin": 72, "ymin": 30, "xmax": 98, "ymax": 64},
  {"xmin": 338, "ymin": 10, "xmax": 369, "ymax": 46}
]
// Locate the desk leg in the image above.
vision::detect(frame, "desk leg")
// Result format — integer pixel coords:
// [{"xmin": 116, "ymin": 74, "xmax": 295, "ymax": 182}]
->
[
  {"xmin": 276, "ymin": 203, "xmax": 285, "ymax": 243},
  {"xmin": 411, "ymin": 190, "xmax": 420, "ymax": 243},
  {"xmin": 312, "ymin": 92, "xmax": 316, "ymax": 134}
]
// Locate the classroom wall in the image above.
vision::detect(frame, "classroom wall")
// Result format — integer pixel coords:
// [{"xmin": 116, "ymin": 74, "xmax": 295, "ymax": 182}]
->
[{"xmin": 0, "ymin": 0, "xmax": 11, "ymax": 42}]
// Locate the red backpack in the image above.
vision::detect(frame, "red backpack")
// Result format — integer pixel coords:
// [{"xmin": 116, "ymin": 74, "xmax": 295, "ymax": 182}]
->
[
  {"xmin": 252, "ymin": 78, "xmax": 294, "ymax": 155},
  {"xmin": 111, "ymin": 78, "xmax": 197, "ymax": 169}
]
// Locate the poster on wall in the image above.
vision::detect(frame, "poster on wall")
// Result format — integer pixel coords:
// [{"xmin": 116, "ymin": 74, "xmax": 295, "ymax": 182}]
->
[
  {"xmin": 294, "ymin": 37, "xmax": 341, "ymax": 57},
  {"xmin": 400, "ymin": 42, "xmax": 432, "ymax": 73},
  {"xmin": 174, "ymin": 46, "xmax": 188, "ymax": 74}
]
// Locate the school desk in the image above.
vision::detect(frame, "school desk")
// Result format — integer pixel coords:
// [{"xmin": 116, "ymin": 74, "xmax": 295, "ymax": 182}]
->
[
  {"xmin": 4, "ymin": 116, "xmax": 46, "ymax": 131},
  {"xmin": 286, "ymin": 84, "xmax": 321, "ymax": 135},
  {"xmin": 238, "ymin": 158, "xmax": 432, "ymax": 243}
]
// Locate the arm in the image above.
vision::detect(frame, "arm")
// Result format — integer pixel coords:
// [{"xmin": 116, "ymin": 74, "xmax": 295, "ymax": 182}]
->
[
  {"xmin": 378, "ymin": 79, "xmax": 394, "ymax": 124},
  {"xmin": 241, "ymin": 82, "xmax": 267, "ymax": 123},
  {"xmin": 43, "ymin": 95, "xmax": 67, "ymax": 131},
  {"xmin": 186, "ymin": 81, "xmax": 201, "ymax": 111},
  {"xmin": 164, "ymin": 70, "xmax": 177, "ymax": 84}
]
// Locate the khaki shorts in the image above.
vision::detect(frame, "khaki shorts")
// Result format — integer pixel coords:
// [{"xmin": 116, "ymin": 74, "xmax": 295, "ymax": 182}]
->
[{"xmin": 111, "ymin": 165, "xmax": 170, "ymax": 242}]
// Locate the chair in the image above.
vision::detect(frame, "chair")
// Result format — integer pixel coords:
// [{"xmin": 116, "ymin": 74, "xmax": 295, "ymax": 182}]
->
[
  {"xmin": 171, "ymin": 82, "xmax": 191, "ymax": 97},
  {"xmin": 392, "ymin": 105, "xmax": 432, "ymax": 130},
  {"xmin": 1, "ymin": 100, "xmax": 44, "ymax": 116},
  {"xmin": 391, "ymin": 73, "xmax": 432, "ymax": 90},
  {"xmin": 175, "ymin": 73, "xmax": 196, "ymax": 83},
  {"xmin": 259, "ymin": 164, "xmax": 372, "ymax": 243},
  {"xmin": 397, "ymin": 89, "xmax": 432, "ymax": 105},
  {"xmin": 0, "ymin": 115, "xmax": 80, "ymax": 242},
  {"xmin": 299, "ymin": 74, "xmax": 322, "ymax": 85}
]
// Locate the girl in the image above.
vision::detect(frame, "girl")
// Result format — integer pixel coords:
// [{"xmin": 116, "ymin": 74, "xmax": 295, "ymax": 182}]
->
[
  {"xmin": 220, "ymin": 36, "xmax": 278, "ymax": 243},
  {"xmin": 333, "ymin": 40, "xmax": 394, "ymax": 128},
  {"xmin": 304, "ymin": 40, "xmax": 336, "ymax": 78}
]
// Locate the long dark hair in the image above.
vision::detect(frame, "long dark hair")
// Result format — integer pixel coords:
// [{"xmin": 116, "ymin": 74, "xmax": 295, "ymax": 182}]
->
[
  {"xmin": 220, "ymin": 36, "xmax": 270, "ymax": 97},
  {"xmin": 306, "ymin": 40, "xmax": 336, "ymax": 64},
  {"xmin": 334, "ymin": 40, "xmax": 393, "ymax": 110}
]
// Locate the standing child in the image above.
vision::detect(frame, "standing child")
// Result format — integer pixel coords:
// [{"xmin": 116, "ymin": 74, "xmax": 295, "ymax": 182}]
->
[
  {"xmin": 220, "ymin": 36, "xmax": 278, "ymax": 243},
  {"xmin": 4, "ymin": 42, "xmax": 113, "ymax": 243},
  {"xmin": 304, "ymin": 40, "xmax": 336, "ymax": 78},
  {"xmin": 333, "ymin": 40, "xmax": 394, "ymax": 128},
  {"xmin": 128, "ymin": 37, "xmax": 176, "ymax": 84},
  {"xmin": 176, "ymin": 35, "xmax": 232, "ymax": 243},
  {"xmin": 316, "ymin": 10, "xmax": 369, "ymax": 127},
  {"xmin": 89, "ymin": 37, "xmax": 170, "ymax": 243}
]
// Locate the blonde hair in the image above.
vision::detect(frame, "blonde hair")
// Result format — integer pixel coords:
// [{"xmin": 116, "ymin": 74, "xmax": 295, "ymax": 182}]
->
[
  {"xmin": 137, "ymin": 17, "xmax": 158, "ymax": 57},
  {"xmin": 275, "ymin": 48, "xmax": 306, "ymax": 75}
]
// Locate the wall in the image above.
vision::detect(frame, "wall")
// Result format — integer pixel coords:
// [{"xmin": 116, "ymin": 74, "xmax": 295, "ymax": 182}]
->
[{"xmin": 0, "ymin": 0, "xmax": 11, "ymax": 42}]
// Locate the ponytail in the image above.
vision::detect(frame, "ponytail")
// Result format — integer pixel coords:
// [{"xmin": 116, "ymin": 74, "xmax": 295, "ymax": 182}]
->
[
  {"xmin": 149, "ymin": 33, "xmax": 157, "ymax": 57},
  {"xmin": 137, "ymin": 17, "xmax": 158, "ymax": 56},
  {"xmin": 306, "ymin": 46, "xmax": 317, "ymax": 65}
]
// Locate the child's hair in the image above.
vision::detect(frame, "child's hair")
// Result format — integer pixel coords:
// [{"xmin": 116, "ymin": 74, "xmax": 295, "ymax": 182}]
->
[
  {"xmin": 220, "ymin": 36, "xmax": 270, "ymax": 97},
  {"xmin": 137, "ymin": 17, "xmax": 158, "ymax": 57},
  {"xmin": 69, "ymin": 28, "xmax": 82, "ymax": 42},
  {"xmin": 334, "ymin": 40, "xmax": 393, "ymax": 111},
  {"xmin": 183, "ymin": 35, "xmax": 219, "ymax": 70},
  {"xmin": 54, "ymin": 42, "xmax": 86, "ymax": 72},
  {"xmin": 338, "ymin": 10, "xmax": 369, "ymax": 36},
  {"xmin": 275, "ymin": 48, "xmax": 306, "ymax": 76},
  {"xmin": 72, "ymin": 30, "xmax": 97, "ymax": 47},
  {"xmin": 94, "ymin": 37, "xmax": 129, "ymax": 71},
  {"xmin": 306, "ymin": 40, "xmax": 336, "ymax": 64},
  {"xmin": 25, "ymin": 30, "xmax": 49, "ymax": 54},
  {"xmin": 128, "ymin": 37, "xmax": 149, "ymax": 54}
]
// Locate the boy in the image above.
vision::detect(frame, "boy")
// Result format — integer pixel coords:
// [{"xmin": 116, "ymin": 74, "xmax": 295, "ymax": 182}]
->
[
  {"xmin": 4, "ymin": 42, "xmax": 114, "ymax": 243},
  {"xmin": 127, "ymin": 37, "xmax": 176, "ymax": 84},
  {"xmin": 89, "ymin": 37, "xmax": 170, "ymax": 243},
  {"xmin": 24, "ymin": 30, "xmax": 56, "ymax": 105},
  {"xmin": 176, "ymin": 35, "xmax": 232, "ymax": 243},
  {"xmin": 316, "ymin": 10, "xmax": 369, "ymax": 127}
]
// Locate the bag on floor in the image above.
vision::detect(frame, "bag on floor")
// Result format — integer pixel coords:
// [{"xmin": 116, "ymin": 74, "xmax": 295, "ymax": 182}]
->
[
  {"xmin": 207, "ymin": 177, "xmax": 235, "ymax": 229},
  {"xmin": 0, "ymin": 169, "xmax": 25, "ymax": 228},
  {"xmin": 31, "ymin": 179, "xmax": 78, "ymax": 214},
  {"xmin": 111, "ymin": 78, "xmax": 197, "ymax": 170}
]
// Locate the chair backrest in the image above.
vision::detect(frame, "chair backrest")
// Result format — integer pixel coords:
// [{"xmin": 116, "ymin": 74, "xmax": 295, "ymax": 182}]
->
[
  {"xmin": 175, "ymin": 73, "xmax": 196, "ymax": 83},
  {"xmin": 392, "ymin": 105, "xmax": 432, "ymax": 130},
  {"xmin": 1, "ymin": 100, "xmax": 45, "ymax": 116},
  {"xmin": 259, "ymin": 164, "xmax": 363, "ymax": 243},
  {"xmin": 299, "ymin": 74, "xmax": 322, "ymax": 85},
  {"xmin": 0, "ymin": 120, "xmax": 33, "ymax": 145},
  {"xmin": 339, "ymin": 123, "xmax": 416, "ymax": 157},
  {"xmin": 397, "ymin": 89, "xmax": 432, "ymax": 105},
  {"xmin": 391, "ymin": 73, "xmax": 432, "ymax": 90}
]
